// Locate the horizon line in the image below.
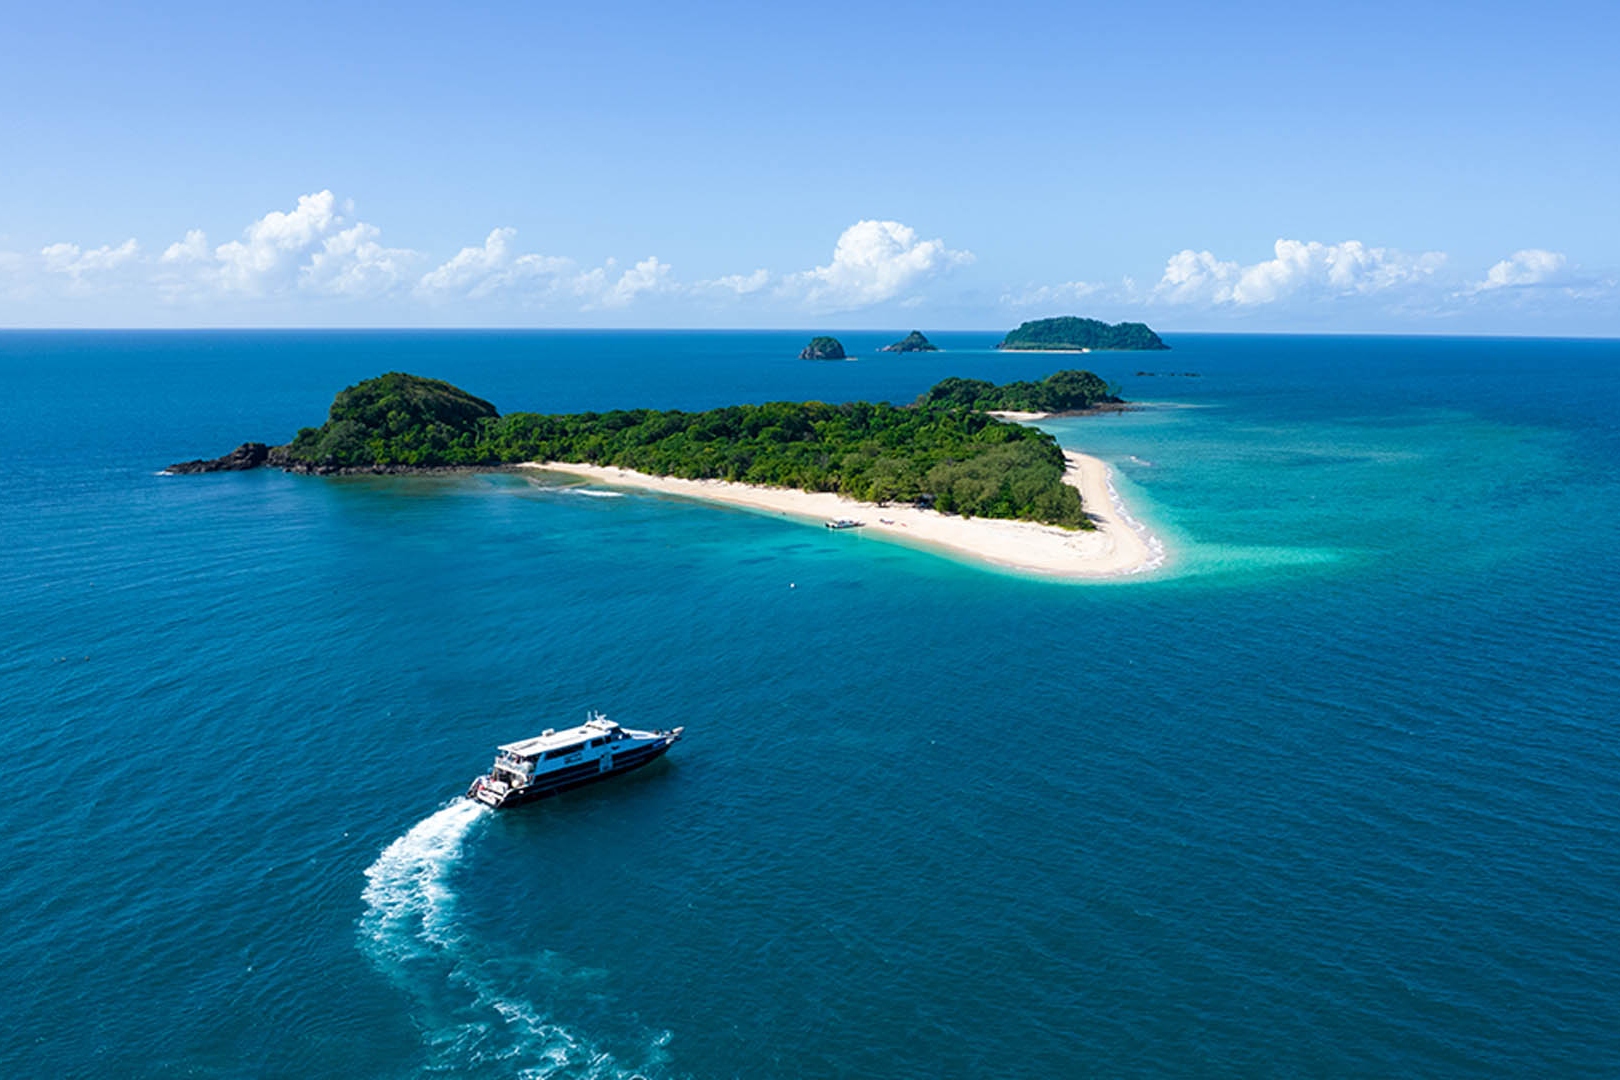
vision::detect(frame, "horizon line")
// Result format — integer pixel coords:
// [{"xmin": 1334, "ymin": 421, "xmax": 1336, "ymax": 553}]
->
[{"xmin": 2, "ymin": 325, "xmax": 1619, "ymax": 342}]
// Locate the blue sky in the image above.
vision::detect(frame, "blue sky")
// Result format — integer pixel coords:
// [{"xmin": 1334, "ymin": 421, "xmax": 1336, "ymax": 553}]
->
[{"xmin": 3, "ymin": 0, "xmax": 1616, "ymax": 332}]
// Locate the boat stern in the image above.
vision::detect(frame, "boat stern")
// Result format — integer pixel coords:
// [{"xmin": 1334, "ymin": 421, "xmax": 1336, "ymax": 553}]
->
[{"xmin": 466, "ymin": 774, "xmax": 509, "ymax": 808}]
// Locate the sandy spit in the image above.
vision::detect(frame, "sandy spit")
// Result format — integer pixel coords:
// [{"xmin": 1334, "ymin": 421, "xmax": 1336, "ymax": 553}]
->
[{"xmin": 519, "ymin": 451, "xmax": 1160, "ymax": 579}]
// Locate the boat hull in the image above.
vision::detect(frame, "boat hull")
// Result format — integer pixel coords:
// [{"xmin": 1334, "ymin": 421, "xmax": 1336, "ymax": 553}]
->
[{"xmin": 470, "ymin": 738, "xmax": 675, "ymax": 809}]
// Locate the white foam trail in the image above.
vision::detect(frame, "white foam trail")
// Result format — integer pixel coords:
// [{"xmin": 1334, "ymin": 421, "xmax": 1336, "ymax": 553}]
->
[
  {"xmin": 563, "ymin": 488, "xmax": 627, "ymax": 499},
  {"xmin": 1104, "ymin": 466, "xmax": 1167, "ymax": 574},
  {"xmin": 361, "ymin": 799, "xmax": 488, "ymax": 959},
  {"xmin": 359, "ymin": 800, "xmax": 671, "ymax": 1078}
]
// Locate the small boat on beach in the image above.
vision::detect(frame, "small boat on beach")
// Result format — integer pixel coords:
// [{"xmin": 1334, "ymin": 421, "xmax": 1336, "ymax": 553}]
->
[
  {"xmin": 825, "ymin": 519, "xmax": 865, "ymax": 530},
  {"xmin": 467, "ymin": 712, "xmax": 684, "ymax": 809}
]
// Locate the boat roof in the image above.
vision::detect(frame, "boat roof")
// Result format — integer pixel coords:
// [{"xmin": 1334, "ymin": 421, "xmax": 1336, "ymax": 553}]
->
[{"xmin": 498, "ymin": 715, "xmax": 619, "ymax": 757}]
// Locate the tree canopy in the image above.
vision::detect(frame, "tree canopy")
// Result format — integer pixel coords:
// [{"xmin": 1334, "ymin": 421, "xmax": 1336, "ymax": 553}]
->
[
  {"xmin": 917, "ymin": 369, "xmax": 1119, "ymax": 412},
  {"xmin": 997, "ymin": 316, "xmax": 1168, "ymax": 351}
]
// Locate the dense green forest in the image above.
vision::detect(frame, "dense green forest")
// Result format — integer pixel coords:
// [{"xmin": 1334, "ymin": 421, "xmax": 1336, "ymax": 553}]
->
[
  {"xmin": 282, "ymin": 371, "xmax": 1117, "ymax": 528},
  {"xmin": 998, "ymin": 316, "xmax": 1168, "ymax": 351},
  {"xmin": 918, "ymin": 369, "xmax": 1120, "ymax": 412}
]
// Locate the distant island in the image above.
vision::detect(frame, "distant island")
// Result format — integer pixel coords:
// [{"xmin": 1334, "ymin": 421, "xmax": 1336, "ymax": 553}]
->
[
  {"xmin": 998, "ymin": 317, "xmax": 1168, "ymax": 352},
  {"xmin": 879, "ymin": 330, "xmax": 938, "ymax": 353},
  {"xmin": 919, "ymin": 370, "xmax": 1122, "ymax": 414},
  {"xmin": 799, "ymin": 336, "xmax": 846, "ymax": 360},
  {"xmin": 170, "ymin": 369, "xmax": 1132, "ymax": 530}
]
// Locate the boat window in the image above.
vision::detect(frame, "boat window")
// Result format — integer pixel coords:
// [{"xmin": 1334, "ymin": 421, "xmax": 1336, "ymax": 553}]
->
[{"xmin": 544, "ymin": 742, "xmax": 586, "ymax": 759}]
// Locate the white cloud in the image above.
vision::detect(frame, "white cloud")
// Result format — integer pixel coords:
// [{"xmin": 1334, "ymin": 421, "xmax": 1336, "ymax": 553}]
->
[
  {"xmin": 1474, "ymin": 249, "xmax": 1566, "ymax": 291},
  {"xmin": 1154, "ymin": 239, "xmax": 1446, "ymax": 306},
  {"xmin": 40, "ymin": 238, "xmax": 140, "ymax": 279},
  {"xmin": 162, "ymin": 229, "xmax": 209, "ymax": 264},
  {"xmin": 303, "ymin": 221, "xmax": 417, "ymax": 296},
  {"xmin": 417, "ymin": 228, "xmax": 671, "ymax": 309},
  {"xmin": 577, "ymin": 255, "xmax": 671, "ymax": 308},
  {"xmin": 195, "ymin": 191, "xmax": 417, "ymax": 297},
  {"xmin": 420, "ymin": 227, "xmax": 529, "ymax": 296},
  {"xmin": 212, "ymin": 191, "xmax": 341, "ymax": 292},
  {"xmin": 783, "ymin": 220, "xmax": 972, "ymax": 311},
  {"xmin": 700, "ymin": 269, "xmax": 771, "ymax": 295}
]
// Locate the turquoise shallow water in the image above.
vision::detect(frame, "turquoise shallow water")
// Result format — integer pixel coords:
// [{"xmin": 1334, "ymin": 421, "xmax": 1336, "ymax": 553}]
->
[{"xmin": 2, "ymin": 331, "xmax": 1618, "ymax": 1077}]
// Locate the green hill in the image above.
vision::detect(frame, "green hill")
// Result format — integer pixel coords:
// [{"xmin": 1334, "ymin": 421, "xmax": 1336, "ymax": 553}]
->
[
  {"xmin": 997, "ymin": 317, "xmax": 1168, "ymax": 351},
  {"xmin": 879, "ymin": 330, "xmax": 939, "ymax": 353}
]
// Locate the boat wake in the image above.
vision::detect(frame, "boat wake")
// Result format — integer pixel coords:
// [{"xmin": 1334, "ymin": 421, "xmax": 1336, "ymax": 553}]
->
[{"xmin": 359, "ymin": 800, "xmax": 672, "ymax": 1078}]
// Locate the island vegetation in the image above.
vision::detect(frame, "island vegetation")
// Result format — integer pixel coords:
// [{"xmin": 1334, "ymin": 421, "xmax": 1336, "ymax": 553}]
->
[
  {"xmin": 998, "ymin": 316, "xmax": 1168, "ymax": 352},
  {"xmin": 175, "ymin": 369, "xmax": 1135, "ymax": 529},
  {"xmin": 879, "ymin": 330, "xmax": 938, "ymax": 353},
  {"xmin": 918, "ymin": 369, "xmax": 1121, "ymax": 413},
  {"xmin": 799, "ymin": 336, "xmax": 847, "ymax": 360}
]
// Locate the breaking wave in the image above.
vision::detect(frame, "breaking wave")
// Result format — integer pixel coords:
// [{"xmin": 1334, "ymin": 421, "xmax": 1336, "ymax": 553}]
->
[
  {"xmin": 563, "ymin": 488, "xmax": 627, "ymax": 499},
  {"xmin": 359, "ymin": 800, "xmax": 672, "ymax": 1078},
  {"xmin": 1105, "ymin": 466, "xmax": 1167, "ymax": 574}
]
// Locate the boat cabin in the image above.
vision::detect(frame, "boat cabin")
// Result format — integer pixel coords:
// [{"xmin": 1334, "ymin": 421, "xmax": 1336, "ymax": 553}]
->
[{"xmin": 488, "ymin": 714, "xmax": 628, "ymax": 786}]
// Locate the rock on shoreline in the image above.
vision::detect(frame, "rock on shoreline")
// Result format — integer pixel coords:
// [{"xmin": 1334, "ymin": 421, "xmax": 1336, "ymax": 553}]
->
[
  {"xmin": 166, "ymin": 442, "xmax": 512, "ymax": 476},
  {"xmin": 166, "ymin": 442, "xmax": 277, "ymax": 473}
]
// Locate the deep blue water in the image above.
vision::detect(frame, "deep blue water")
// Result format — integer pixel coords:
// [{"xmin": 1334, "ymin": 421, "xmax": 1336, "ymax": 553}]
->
[{"xmin": 3, "ymin": 330, "xmax": 1618, "ymax": 1078}]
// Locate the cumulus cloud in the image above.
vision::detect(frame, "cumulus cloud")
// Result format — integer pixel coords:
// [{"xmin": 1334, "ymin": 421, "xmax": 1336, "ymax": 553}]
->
[
  {"xmin": 415, "ymin": 227, "xmax": 666, "ymax": 308},
  {"xmin": 197, "ymin": 191, "xmax": 418, "ymax": 296},
  {"xmin": 699, "ymin": 269, "xmax": 771, "ymax": 295},
  {"xmin": 1154, "ymin": 239, "xmax": 1446, "ymax": 306},
  {"xmin": 162, "ymin": 229, "xmax": 209, "ymax": 264},
  {"xmin": 144, "ymin": 192, "xmax": 421, "ymax": 301},
  {"xmin": 782, "ymin": 220, "xmax": 972, "ymax": 311},
  {"xmin": 1473, "ymin": 249, "xmax": 1566, "ymax": 291},
  {"xmin": 575, "ymin": 256, "xmax": 672, "ymax": 308},
  {"xmin": 418, "ymin": 227, "xmax": 561, "ymax": 298},
  {"xmin": 212, "ymin": 192, "xmax": 336, "ymax": 291},
  {"xmin": 40, "ymin": 238, "xmax": 141, "ymax": 280}
]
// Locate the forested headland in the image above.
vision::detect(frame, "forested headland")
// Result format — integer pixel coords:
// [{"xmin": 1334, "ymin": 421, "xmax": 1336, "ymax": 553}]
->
[{"xmin": 178, "ymin": 370, "xmax": 1126, "ymax": 529}]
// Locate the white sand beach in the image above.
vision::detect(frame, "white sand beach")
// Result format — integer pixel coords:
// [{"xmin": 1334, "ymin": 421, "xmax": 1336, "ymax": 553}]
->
[
  {"xmin": 520, "ymin": 449, "xmax": 1160, "ymax": 578},
  {"xmin": 986, "ymin": 410, "xmax": 1052, "ymax": 422}
]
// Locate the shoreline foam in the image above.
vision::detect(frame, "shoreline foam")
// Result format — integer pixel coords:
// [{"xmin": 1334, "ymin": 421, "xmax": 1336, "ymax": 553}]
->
[{"xmin": 520, "ymin": 450, "xmax": 1160, "ymax": 579}]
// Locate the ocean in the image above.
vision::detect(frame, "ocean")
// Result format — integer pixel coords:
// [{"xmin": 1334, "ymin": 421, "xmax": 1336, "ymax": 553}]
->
[{"xmin": 2, "ymin": 330, "xmax": 1617, "ymax": 1078}]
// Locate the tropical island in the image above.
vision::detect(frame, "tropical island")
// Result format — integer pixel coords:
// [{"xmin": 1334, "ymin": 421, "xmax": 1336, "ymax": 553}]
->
[
  {"xmin": 997, "ymin": 316, "xmax": 1168, "ymax": 352},
  {"xmin": 798, "ymin": 336, "xmax": 846, "ymax": 360},
  {"xmin": 920, "ymin": 369, "xmax": 1121, "ymax": 414},
  {"xmin": 879, "ymin": 330, "xmax": 938, "ymax": 353},
  {"xmin": 169, "ymin": 371, "xmax": 1158, "ymax": 576}
]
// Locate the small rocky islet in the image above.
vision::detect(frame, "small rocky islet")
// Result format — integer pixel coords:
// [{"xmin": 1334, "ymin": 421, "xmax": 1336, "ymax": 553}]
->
[
  {"xmin": 879, "ymin": 330, "xmax": 938, "ymax": 353},
  {"xmin": 798, "ymin": 336, "xmax": 847, "ymax": 360}
]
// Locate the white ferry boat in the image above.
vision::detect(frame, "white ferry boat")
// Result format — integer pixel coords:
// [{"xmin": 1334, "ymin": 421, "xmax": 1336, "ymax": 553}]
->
[{"xmin": 467, "ymin": 712, "xmax": 684, "ymax": 809}]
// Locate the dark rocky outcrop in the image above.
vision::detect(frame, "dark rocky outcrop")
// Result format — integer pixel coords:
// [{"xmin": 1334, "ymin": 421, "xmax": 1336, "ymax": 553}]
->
[
  {"xmin": 798, "ymin": 336, "xmax": 847, "ymax": 360},
  {"xmin": 879, "ymin": 330, "xmax": 938, "ymax": 353},
  {"xmin": 166, "ymin": 442, "xmax": 273, "ymax": 474}
]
